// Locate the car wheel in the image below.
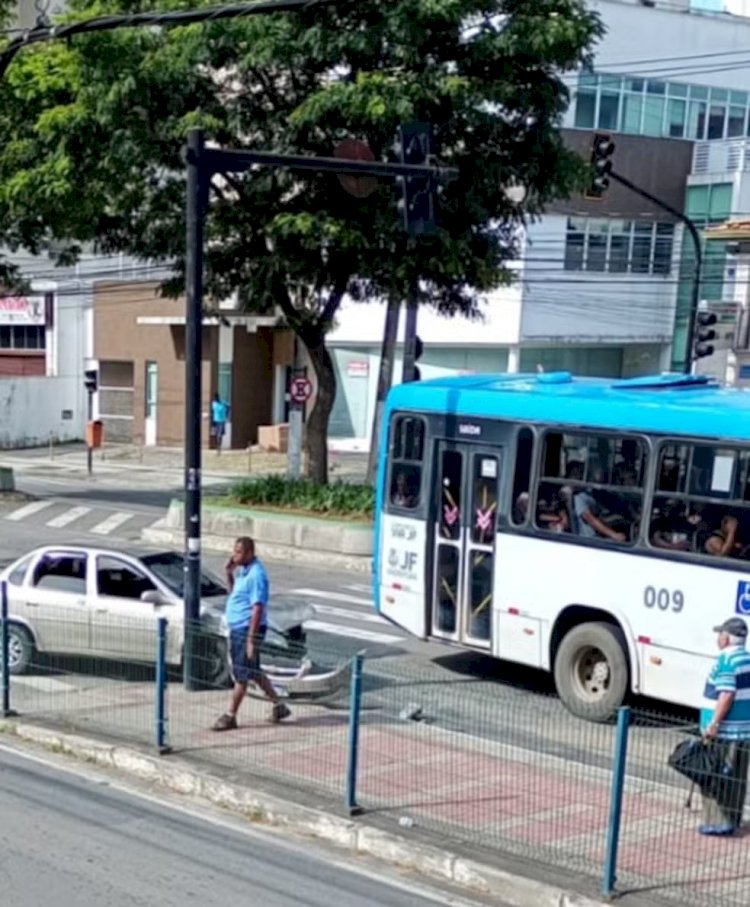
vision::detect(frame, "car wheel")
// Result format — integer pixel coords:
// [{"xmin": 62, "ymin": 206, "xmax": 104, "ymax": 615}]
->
[
  {"xmin": 203, "ymin": 637, "xmax": 232, "ymax": 688},
  {"xmin": 6, "ymin": 624, "xmax": 34, "ymax": 675}
]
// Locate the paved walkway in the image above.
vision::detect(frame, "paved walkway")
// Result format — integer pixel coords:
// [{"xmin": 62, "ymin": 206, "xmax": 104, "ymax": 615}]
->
[{"xmin": 8, "ymin": 672, "xmax": 750, "ymax": 907}]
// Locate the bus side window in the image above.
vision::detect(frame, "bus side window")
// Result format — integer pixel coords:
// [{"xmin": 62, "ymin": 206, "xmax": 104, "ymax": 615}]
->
[
  {"xmin": 511, "ymin": 427, "xmax": 534, "ymax": 526},
  {"xmin": 389, "ymin": 416, "xmax": 425, "ymax": 510}
]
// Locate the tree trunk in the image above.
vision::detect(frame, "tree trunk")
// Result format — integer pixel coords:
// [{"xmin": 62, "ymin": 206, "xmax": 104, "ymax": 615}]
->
[
  {"xmin": 303, "ymin": 333, "xmax": 335, "ymax": 484},
  {"xmin": 366, "ymin": 295, "xmax": 401, "ymax": 485}
]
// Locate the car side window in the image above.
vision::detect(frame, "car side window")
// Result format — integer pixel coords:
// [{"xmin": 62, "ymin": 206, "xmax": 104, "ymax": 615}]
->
[
  {"xmin": 96, "ymin": 556, "xmax": 156, "ymax": 600},
  {"xmin": 8, "ymin": 555, "xmax": 33, "ymax": 587},
  {"xmin": 32, "ymin": 554, "xmax": 88, "ymax": 595}
]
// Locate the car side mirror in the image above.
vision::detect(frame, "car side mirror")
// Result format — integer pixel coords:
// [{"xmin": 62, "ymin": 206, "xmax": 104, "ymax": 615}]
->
[{"xmin": 141, "ymin": 590, "xmax": 164, "ymax": 606}]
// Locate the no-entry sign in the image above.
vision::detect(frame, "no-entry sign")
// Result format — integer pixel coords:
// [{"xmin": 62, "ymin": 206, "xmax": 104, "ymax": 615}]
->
[{"xmin": 290, "ymin": 376, "xmax": 312, "ymax": 404}]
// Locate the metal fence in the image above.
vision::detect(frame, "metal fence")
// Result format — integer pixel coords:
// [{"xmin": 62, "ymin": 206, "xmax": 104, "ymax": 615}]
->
[{"xmin": 3, "ymin": 589, "xmax": 750, "ymax": 906}]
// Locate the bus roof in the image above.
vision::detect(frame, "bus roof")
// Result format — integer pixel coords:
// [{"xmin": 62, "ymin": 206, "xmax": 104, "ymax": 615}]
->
[{"xmin": 384, "ymin": 372, "xmax": 750, "ymax": 441}]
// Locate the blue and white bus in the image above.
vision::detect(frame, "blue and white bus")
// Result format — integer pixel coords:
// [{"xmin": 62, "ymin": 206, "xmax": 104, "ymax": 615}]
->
[{"xmin": 373, "ymin": 371, "xmax": 750, "ymax": 721}]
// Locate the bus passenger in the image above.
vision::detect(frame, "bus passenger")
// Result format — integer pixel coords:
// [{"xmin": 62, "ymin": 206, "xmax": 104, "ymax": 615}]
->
[
  {"xmin": 566, "ymin": 461, "xmax": 626, "ymax": 543},
  {"xmin": 392, "ymin": 470, "xmax": 417, "ymax": 508},
  {"xmin": 651, "ymin": 500, "xmax": 700, "ymax": 551},
  {"xmin": 705, "ymin": 515, "xmax": 748, "ymax": 559}
]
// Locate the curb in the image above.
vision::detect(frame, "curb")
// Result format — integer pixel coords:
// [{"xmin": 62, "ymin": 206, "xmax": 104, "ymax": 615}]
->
[
  {"xmin": 0, "ymin": 719, "xmax": 609, "ymax": 907},
  {"xmin": 142, "ymin": 524, "xmax": 373, "ymax": 575}
]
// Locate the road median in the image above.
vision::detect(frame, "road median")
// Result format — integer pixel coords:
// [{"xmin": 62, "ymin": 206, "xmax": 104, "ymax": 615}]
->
[{"xmin": 142, "ymin": 498, "xmax": 373, "ymax": 573}]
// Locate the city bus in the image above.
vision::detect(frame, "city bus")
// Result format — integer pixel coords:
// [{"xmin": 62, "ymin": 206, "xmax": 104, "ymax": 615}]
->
[{"xmin": 373, "ymin": 370, "xmax": 750, "ymax": 721}]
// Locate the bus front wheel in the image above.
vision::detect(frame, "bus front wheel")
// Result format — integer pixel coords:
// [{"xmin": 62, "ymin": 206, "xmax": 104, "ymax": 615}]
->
[{"xmin": 553, "ymin": 622, "xmax": 628, "ymax": 722}]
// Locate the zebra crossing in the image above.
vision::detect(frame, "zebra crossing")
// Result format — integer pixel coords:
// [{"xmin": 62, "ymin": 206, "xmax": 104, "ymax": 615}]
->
[
  {"xmin": 2, "ymin": 498, "xmax": 158, "ymax": 540},
  {"xmin": 283, "ymin": 582, "xmax": 407, "ymax": 647}
]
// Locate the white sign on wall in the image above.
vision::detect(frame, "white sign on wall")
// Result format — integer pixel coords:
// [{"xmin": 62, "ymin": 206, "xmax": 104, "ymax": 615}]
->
[{"xmin": 0, "ymin": 296, "xmax": 45, "ymax": 326}]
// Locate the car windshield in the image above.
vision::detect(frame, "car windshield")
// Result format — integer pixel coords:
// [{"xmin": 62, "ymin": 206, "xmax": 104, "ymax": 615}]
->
[{"xmin": 141, "ymin": 552, "xmax": 227, "ymax": 598}]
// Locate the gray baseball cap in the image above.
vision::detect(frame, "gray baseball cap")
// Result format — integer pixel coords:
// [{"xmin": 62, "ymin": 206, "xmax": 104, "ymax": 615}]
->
[{"xmin": 713, "ymin": 617, "xmax": 749, "ymax": 638}]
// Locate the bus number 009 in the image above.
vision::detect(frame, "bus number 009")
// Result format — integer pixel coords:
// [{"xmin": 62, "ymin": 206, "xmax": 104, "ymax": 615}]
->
[{"xmin": 643, "ymin": 586, "xmax": 684, "ymax": 613}]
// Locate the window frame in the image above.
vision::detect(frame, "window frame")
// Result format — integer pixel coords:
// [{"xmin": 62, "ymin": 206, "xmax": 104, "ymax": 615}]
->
[
  {"xmin": 386, "ymin": 413, "xmax": 427, "ymax": 514},
  {"xmin": 533, "ymin": 427, "xmax": 651, "ymax": 548},
  {"xmin": 95, "ymin": 554, "xmax": 158, "ymax": 601}
]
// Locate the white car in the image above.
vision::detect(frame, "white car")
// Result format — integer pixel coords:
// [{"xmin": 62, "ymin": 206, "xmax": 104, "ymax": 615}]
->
[{"xmin": 0, "ymin": 545, "xmax": 312, "ymax": 683}]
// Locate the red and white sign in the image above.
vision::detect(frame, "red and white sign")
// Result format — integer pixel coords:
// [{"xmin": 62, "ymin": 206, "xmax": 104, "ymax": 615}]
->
[
  {"xmin": 0, "ymin": 295, "xmax": 45, "ymax": 326},
  {"xmin": 346, "ymin": 359, "xmax": 369, "ymax": 377},
  {"xmin": 290, "ymin": 376, "xmax": 313, "ymax": 404}
]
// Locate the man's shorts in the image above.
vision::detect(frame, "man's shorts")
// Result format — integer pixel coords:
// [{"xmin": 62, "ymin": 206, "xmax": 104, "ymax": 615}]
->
[
  {"xmin": 211, "ymin": 421, "xmax": 226, "ymax": 440},
  {"xmin": 229, "ymin": 627, "xmax": 266, "ymax": 684}
]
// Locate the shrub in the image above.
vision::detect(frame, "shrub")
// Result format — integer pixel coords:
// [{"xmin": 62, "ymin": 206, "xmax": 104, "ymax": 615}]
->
[{"xmin": 226, "ymin": 476, "xmax": 374, "ymax": 519}]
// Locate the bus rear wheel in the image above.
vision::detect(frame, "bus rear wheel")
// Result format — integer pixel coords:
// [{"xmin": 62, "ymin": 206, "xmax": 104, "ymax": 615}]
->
[{"xmin": 554, "ymin": 622, "xmax": 628, "ymax": 722}]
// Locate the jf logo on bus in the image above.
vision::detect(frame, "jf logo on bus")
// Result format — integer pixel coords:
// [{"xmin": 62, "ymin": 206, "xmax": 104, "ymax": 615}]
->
[{"xmin": 736, "ymin": 581, "xmax": 750, "ymax": 617}]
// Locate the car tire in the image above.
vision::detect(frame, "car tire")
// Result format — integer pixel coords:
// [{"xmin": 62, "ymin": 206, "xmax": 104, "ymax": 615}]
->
[
  {"xmin": 554, "ymin": 621, "xmax": 629, "ymax": 722},
  {"xmin": 203, "ymin": 637, "xmax": 232, "ymax": 688},
  {"xmin": 7, "ymin": 624, "xmax": 34, "ymax": 676}
]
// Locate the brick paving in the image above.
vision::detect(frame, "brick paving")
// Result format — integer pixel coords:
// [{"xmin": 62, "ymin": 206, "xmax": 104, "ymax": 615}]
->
[{"xmin": 8, "ymin": 674, "xmax": 750, "ymax": 906}]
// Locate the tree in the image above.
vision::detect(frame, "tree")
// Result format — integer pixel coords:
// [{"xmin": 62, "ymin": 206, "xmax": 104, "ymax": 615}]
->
[{"xmin": 0, "ymin": 0, "xmax": 603, "ymax": 482}]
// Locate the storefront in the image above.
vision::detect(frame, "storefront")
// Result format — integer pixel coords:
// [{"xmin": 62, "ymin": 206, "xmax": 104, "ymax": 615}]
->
[{"xmin": 0, "ymin": 292, "xmax": 51, "ymax": 376}]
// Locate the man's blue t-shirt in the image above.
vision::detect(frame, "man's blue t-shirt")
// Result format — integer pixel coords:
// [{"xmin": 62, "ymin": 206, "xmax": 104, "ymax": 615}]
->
[
  {"xmin": 224, "ymin": 560, "xmax": 269, "ymax": 632},
  {"xmin": 212, "ymin": 399, "xmax": 229, "ymax": 424}
]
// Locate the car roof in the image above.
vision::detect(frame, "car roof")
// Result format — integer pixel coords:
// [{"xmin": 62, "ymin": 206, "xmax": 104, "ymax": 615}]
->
[{"xmin": 21, "ymin": 544, "xmax": 174, "ymax": 560}]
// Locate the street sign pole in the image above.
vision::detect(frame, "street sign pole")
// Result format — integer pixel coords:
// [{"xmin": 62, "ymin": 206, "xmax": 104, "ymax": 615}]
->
[{"xmin": 287, "ymin": 337, "xmax": 304, "ymax": 480}]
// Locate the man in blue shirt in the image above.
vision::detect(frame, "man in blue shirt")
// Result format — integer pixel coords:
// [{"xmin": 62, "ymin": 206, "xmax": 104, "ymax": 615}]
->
[
  {"xmin": 211, "ymin": 392, "xmax": 230, "ymax": 453},
  {"xmin": 698, "ymin": 616, "xmax": 750, "ymax": 836},
  {"xmin": 212, "ymin": 537, "xmax": 291, "ymax": 730}
]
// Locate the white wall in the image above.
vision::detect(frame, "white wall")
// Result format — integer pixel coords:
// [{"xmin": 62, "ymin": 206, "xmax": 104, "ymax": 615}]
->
[
  {"xmin": 328, "ymin": 280, "xmax": 523, "ymax": 347},
  {"xmin": 519, "ymin": 216, "xmax": 678, "ymax": 343},
  {"xmin": 0, "ymin": 377, "xmax": 83, "ymax": 448}
]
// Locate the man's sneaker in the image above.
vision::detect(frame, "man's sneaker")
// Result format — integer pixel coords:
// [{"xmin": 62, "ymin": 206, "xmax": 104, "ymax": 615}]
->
[
  {"xmin": 212, "ymin": 712, "xmax": 238, "ymax": 731},
  {"xmin": 698, "ymin": 824, "xmax": 735, "ymax": 836},
  {"xmin": 270, "ymin": 702, "xmax": 291, "ymax": 723}
]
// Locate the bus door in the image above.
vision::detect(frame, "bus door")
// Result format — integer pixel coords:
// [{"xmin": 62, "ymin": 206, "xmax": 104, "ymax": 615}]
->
[{"xmin": 430, "ymin": 441, "xmax": 502, "ymax": 648}]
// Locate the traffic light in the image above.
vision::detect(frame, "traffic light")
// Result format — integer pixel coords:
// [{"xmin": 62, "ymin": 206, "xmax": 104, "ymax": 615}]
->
[
  {"xmin": 396, "ymin": 122, "xmax": 436, "ymax": 236},
  {"xmin": 585, "ymin": 133, "xmax": 616, "ymax": 200},
  {"xmin": 694, "ymin": 311, "xmax": 718, "ymax": 360},
  {"xmin": 414, "ymin": 335, "xmax": 423, "ymax": 381},
  {"xmin": 84, "ymin": 369, "xmax": 98, "ymax": 393}
]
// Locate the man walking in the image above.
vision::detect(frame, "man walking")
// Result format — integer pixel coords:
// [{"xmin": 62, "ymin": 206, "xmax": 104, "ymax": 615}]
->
[
  {"xmin": 699, "ymin": 616, "xmax": 750, "ymax": 836},
  {"xmin": 212, "ymin": 537, "xmax": 291, "ymax": 730},
  {"xmin": 211, "ymin": 392, "xmax": 229, "ymax": 453}
]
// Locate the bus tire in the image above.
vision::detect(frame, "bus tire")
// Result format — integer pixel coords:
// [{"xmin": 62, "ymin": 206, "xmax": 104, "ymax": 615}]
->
[{"xmin": 553, "ymin": 621, "xmax": 629, "ymax": 722}]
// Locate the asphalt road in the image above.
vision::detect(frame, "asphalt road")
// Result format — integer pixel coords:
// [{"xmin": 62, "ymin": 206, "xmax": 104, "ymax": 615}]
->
[{"xmin": 0, "ymin": 744, "xmax": 498, "ymax": 907}]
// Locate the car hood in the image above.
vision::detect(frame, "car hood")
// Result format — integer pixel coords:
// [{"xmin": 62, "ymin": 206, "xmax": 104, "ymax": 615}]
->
[{"xmin": 199, "ymin": 595, "xmax": 316, "ymax": 633}]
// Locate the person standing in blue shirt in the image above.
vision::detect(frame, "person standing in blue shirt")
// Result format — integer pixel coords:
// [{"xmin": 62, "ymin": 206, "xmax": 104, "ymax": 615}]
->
[
  {"xmin": 212, "ymin": 537, "xmax": 291, "ymax": 730},
  {"xmin": 211, "ymin": 392, "xmax": 230, "ymax": 453},
  {"xmin": 698, "ymin": 616, "xmax": 750, "ymax": 836}
]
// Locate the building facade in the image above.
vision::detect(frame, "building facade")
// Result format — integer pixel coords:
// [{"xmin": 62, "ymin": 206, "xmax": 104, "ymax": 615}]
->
[{"xmin": 326, "ymin": 0, "xmax": 750, "ymax": 445}]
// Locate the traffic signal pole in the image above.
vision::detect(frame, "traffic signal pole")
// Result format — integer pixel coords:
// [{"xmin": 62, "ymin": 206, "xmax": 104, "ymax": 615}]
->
[{"xmin": 609, "ymin": 170, "xmax": 702, "ymax": 374}]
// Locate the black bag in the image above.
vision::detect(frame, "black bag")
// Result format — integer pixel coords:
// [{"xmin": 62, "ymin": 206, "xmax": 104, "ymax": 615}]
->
[{"xmin": 668, "ymin": 738, "xmax": 728, "ymax": 795}]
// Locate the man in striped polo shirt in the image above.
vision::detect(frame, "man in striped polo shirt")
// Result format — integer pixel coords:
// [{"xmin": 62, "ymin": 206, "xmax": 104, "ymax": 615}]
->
[{"xmin": 699, "ymin": 616, "xmax": 750, "ymax": 836}]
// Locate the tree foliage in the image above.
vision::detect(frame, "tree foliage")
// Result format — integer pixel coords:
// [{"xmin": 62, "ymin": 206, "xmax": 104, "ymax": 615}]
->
[{"xmin": 0, "ymin": 0, "xmax": 603, "ymax": 480}]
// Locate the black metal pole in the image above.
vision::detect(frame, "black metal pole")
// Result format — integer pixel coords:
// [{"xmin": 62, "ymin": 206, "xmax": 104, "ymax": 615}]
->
[
  {"xmin": 86, "ymin": 389, "xmax": 93, "ymax": 475},
  {"xmin": 401, "ymin": 283, "xmax": 418, "ymax": 383},
  {"xmin": 610, "ymin": 171, "xmax": 702, "ymax": 375},
  {"xmin": 183, "ymin": 129, "xmax": 207, "ymax": 691}
]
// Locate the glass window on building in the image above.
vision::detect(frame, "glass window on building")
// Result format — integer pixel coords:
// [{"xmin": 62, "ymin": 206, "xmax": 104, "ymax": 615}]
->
[
  {"xmin": 564, "ymin": 218, "xmax": 585, "ymax": 271},
  {"xmin": 667, "ymin": 99, "xmax": 687, "ymax": 138},
  {"xmin": 631, "ymin": 223, "xmax": 654, "ymax": 274},
  {"xmin": 608, "ymin": 221, "xmax": 630, "ymax": 273},
  {"xmin": 572, "ymin": 71, "xmax": 750, "ymax": 142},
  {"xmin": 586, "ymin": 221, "xmax": 608, "ymax": 272},
  {"xmin": 564, "ymin": 219, "xmax": 674, "ymax": 277}
]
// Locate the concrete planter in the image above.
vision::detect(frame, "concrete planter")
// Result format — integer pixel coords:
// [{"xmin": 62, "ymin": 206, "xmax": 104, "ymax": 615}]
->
[{"xmin": 143, "ymin": 499, "xmax": 373, "ymax": 573}]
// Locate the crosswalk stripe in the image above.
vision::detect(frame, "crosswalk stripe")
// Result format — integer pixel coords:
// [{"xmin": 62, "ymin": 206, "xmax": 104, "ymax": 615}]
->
[
  {"xmin": 291, "ymin": 588, "xmax": 372, "ymax": 608},
  {"xmin": 344, "ymin": 583, "xmax": 371, "ymax": 594},
  {"xmin": 305, "ymin": 619, "xmax": 403, "ymax": 645},
  {"xmin": 312, "ymin": 603, "xmax": 385, "ymax": 625},
  {"xmin": 13, "ymin": 676, "xmax": 77, "ymax": 693},
  {"xmin": 5, "ymin": 500, "xmax": 56, "ymax": 522},
  {"xmin": 46, "ymin": 506, "xmax": 92, "ymax": 529},
  {"xmin": 90, "ymin": 511, "xmax": 135, "ymax": 535}
]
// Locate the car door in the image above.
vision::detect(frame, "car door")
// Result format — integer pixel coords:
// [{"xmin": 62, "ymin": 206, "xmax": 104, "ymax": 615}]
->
[
  {"xmin": 23, "ymin": 550, "xmax": 91, "ymax": 655},
  {"xmin": 91, "ymin": 554, "xmax": 172, "ymax": 662}
]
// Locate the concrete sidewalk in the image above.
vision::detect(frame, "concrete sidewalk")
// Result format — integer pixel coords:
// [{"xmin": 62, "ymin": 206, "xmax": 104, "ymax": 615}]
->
[{"xmin": 4, "ymin": 670, "xmax": 747, "ymax": 907}]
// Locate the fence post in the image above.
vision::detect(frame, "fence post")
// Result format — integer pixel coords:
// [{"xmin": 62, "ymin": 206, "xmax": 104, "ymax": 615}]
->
[
  {"xmin": 345, "ymin": 652, "xmax": 365, "ymax": 816},
  {"xmin": 155, "ymin": 617, "xmax": 171, "ymax": 754},
  {"xmin": 1, "ymin": 581, "xmax": 16, "ymax": 718},
  {"xmin": 602, "ymin": 706, "xmax": 631, "ymax": 898}
]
